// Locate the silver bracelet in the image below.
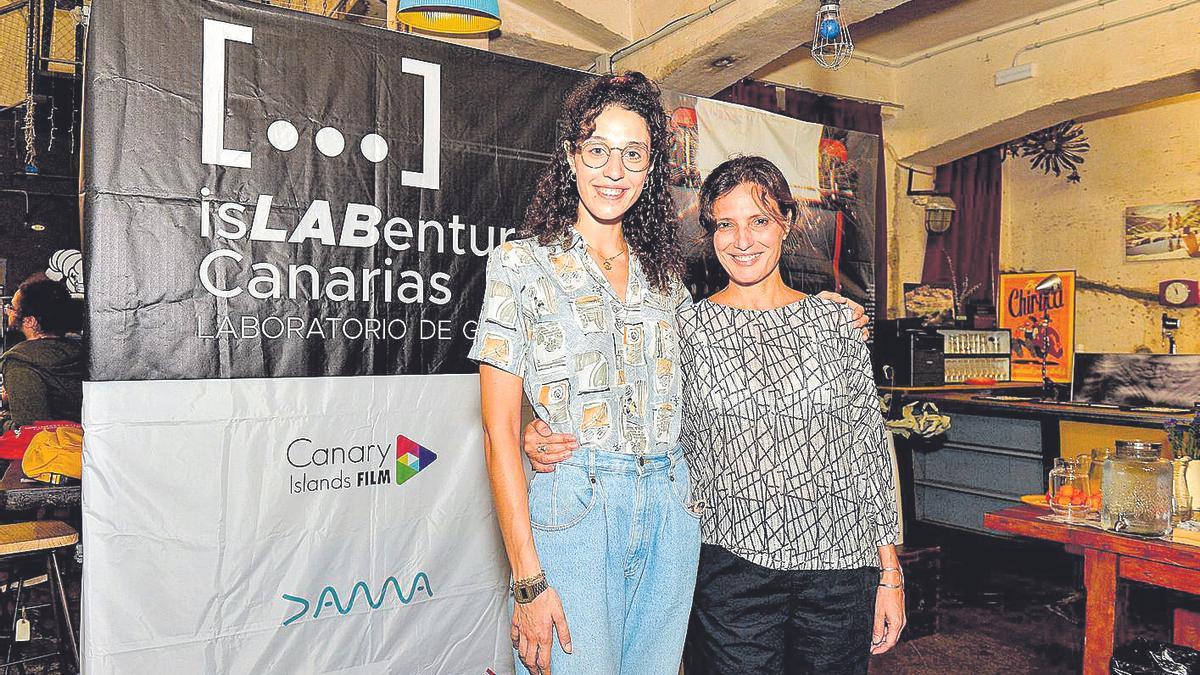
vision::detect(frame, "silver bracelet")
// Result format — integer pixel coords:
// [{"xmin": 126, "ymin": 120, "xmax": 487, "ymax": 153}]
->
[{"xmin": 879, "ymin": 566, "xmax": 903, "ymax": 589}]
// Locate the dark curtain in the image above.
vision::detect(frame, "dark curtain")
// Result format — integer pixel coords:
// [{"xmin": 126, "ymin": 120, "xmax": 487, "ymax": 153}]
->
[
  {"xmin": 920, "ymin": 148, "xmax": 1002, "ymax": 305},
  {"xmin": 717, "ymin": 80, "xmax": 889, "ymax": 322}
]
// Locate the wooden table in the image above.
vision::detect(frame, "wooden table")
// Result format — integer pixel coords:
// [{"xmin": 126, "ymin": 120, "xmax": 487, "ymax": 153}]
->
[
  {"xmin": 0, "ymin": 461, "xmax": 80, "ymax": 511},
  {"xmin": 985, "ymin": 505, "xmax": 1200, "ymax": 674}
]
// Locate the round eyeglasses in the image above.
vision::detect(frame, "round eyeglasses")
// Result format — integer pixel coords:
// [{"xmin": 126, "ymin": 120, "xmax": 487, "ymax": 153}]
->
[{"xmin": 577, "ymin": 139, "xmax": 650, "ymax": 172}]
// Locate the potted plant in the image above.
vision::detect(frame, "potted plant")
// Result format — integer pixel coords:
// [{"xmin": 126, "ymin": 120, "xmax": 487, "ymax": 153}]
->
[{"xmin": 1165, "ymin": 413, "xmax": 1200, "ymax": 517}]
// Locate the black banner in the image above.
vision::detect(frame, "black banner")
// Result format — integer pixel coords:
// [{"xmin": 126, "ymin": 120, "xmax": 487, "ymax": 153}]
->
[
  {"xmin": 85, "ymin": 0, "xmax": 583, "ymax": 379},
  {"xmin": 84, "ymin": 0, "xmax": 877, "ymax": 382}
]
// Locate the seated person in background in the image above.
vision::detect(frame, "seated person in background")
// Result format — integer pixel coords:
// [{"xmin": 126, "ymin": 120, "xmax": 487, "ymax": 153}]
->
[{"xmin": 1, "ymin": 279, "xmax": 83, "ymax": 433}]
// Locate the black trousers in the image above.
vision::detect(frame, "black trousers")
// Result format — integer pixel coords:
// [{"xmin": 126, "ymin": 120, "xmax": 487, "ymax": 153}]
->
[{"xmin": 683, "ymin": 544, "xmax": 877, "ymax": 675}]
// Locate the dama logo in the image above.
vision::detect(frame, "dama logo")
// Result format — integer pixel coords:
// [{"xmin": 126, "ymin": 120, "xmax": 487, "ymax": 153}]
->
[
  {"xmin": 395, "ymin": 434, "xmax": 437, "ymax": 486},
  {"xmin": 281, "ymin": 571, "xmax": 434, "ymax": 627}
]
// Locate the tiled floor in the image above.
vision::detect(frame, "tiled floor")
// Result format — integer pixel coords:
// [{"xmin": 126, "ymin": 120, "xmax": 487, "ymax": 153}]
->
[{"xmin": 870, "ymin": 526, "xmax": 1179, "ymax": 674}]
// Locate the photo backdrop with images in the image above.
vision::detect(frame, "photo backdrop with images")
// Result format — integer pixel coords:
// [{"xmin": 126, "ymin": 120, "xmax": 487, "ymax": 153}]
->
[
  {"xmin": 663, "ymin": 91, "xmax": 879, "ymax": 309},
  {"xmin": 81, "ymin": 0, "xmax": 879, "ymax": 671}
]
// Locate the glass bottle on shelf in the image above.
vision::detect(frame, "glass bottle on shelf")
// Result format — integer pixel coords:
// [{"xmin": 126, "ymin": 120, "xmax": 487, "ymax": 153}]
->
[
  {"xmin": 1174, "ymin": 456, "xmax": 1192, "ymax": 524},
  {"xmin": 1088, "ymin": 447, "xmax": 1109, "ymax": 512}
]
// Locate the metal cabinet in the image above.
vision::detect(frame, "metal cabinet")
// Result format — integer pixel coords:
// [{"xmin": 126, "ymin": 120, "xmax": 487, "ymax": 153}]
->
[{"xmin": 912, "ymin": 413, "xmax": 1044, "ymax": 534}]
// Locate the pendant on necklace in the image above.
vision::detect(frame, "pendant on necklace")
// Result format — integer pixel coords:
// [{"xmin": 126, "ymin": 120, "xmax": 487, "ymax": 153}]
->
[{"xmin": 603, "ymin": 260, "xmax": 613, "ymax": 271}]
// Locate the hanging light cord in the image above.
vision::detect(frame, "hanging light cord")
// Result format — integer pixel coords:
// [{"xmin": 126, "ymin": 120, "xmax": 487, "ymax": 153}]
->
[{"xmin": 23, "ymin": 0, "xmax": 39, "ymax": 170}]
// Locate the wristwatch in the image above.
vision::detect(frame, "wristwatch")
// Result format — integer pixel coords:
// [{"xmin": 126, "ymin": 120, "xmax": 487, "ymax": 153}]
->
[{"xmin": 512, "ymin": 571, "xmax": 548, "ymax": 604}]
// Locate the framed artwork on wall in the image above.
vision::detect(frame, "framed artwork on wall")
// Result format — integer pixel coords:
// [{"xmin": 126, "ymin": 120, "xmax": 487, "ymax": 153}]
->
[
  {"xmin": 903, "ymin": 282, "xmax": 955, "ymax": 326},
  {"xmin": 1124, "ymin": 199, "xmax": 1200, "ymax": 262}
]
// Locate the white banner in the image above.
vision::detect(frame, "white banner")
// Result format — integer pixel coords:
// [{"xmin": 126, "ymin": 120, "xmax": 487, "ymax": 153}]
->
[
  {"xmin": 695, "ymin": 98, "xmax": 823, "ymax": 202},
  {"xmin": 81, "ymin": 375, "xmax": 512, "ymax": 674}
]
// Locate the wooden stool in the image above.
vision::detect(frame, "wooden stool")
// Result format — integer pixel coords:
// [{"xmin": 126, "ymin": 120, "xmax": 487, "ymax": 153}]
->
[{"xmin": 0, "ymin": 521, "xmax": 79, "ymax": 674}]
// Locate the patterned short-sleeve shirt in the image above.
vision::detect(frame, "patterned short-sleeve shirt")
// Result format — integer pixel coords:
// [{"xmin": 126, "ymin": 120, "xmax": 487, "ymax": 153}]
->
[{"xmin": 469, "ymin": 230, "xmax": 692, "ymax": 455}]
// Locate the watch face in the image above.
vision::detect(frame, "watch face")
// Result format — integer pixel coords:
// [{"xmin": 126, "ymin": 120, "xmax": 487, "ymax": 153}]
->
[{"xmin": 1166, "ymin": 282, "xmax": 1189, "ymax": 305}]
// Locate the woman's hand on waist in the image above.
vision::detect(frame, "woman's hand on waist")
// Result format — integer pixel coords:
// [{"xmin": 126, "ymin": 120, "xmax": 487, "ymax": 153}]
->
[{"xmin": 523, "ymin": 418, "xmax": 578, "ymax": 473}]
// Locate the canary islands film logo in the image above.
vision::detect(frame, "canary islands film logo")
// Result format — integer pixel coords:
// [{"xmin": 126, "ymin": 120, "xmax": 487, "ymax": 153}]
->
[
  {"xmin": 286, "ymin": 433, "xmax": 437, "ymax": 495},
  {"xmin": 395, "ymin": 434, "xmax": 437, "ymax": 485}
]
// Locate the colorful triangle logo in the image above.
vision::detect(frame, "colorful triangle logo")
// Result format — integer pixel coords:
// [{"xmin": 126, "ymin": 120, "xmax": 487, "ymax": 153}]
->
[{"xmin": 395, "ymin": 434, "xmax": 437, "ymax": 486}]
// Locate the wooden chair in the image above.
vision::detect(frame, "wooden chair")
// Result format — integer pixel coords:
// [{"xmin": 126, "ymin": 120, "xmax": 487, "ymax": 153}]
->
[{"xmin": 0, "ymin": 521, "xmax": 79, "ymax": 674}]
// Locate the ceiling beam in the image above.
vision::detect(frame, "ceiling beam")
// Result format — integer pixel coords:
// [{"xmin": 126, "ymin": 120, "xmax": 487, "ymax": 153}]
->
[
  {"xmin": 490, "ymin": 32, "xmax": 598, "ymax": 69},
  {"xmin": 502, "ymin": 0, "xmax": 628, "ymax": 51},
  {"xmin": 906, "ymin": 72, "xmax": 1200, "ymax": 166}
]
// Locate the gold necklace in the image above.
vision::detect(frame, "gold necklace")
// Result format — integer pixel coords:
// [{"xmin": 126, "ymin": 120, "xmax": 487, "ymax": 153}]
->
[{"xmin": 590, "ymin": 245, "xmax": 627, "ymax": 271}]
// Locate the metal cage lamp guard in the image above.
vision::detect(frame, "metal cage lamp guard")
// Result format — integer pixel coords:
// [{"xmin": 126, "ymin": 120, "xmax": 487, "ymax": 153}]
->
[
  {"xmin": 905, "ymin": 167, "xmax": 957, "ymax": 234},
  {"xmin": 811, "ymin": 1, "xmax": 853, "ymax": 69}
]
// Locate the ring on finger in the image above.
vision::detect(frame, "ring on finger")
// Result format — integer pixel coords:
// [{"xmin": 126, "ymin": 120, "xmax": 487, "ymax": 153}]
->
[{"xmin": 537, "ymin": 444, "xmax": 547, "ymax": 454}]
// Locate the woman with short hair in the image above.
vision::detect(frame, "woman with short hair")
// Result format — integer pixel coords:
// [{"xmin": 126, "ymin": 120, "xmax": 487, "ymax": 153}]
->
[{"xmin": 679, "ymin": 155, "xmax": 903, "ymax": 674}]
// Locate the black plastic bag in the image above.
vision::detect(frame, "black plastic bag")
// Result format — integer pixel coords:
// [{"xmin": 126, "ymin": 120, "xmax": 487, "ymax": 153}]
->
[{"xmin": 1112, "ymin": 639, "xmax": 1200, "ymax": 675}]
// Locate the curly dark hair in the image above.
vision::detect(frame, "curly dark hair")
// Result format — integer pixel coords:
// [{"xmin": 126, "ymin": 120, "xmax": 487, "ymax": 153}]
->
[
  {"xmin": 698, "ymin": 155, "xmax": 798, "ymax": 236},
  {"xmin": 522, "ymin": 72, "xmax": 683, "ymax": 293},
  {"xmin": 14, "ymin": 278, "xmax": 75, "ymax": 335}
]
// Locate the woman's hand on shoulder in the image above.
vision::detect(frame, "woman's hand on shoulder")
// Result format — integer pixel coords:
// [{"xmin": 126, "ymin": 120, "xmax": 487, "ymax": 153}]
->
[
  {"xmin": 816, "ymin": 290, "xmax": 870, "ymax": 341},
  {"xmin": 523, "ymin": 419, "xmax": 578, "ymax": 473}
]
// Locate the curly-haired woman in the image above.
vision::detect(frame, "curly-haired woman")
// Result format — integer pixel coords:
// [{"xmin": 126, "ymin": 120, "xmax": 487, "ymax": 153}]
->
[
  {"xmin": 470, "ymin": 74, "xmax": 866, "ymax": 674},
  {"xmin": 470, "ymin": 72, "xmax": 697, "ymax": 675}
]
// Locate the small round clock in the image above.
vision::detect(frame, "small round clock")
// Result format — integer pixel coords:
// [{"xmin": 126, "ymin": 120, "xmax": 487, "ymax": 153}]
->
[{"xmin": 1159, "ymin": 279, "xmax": 1199, "ymax": 307}]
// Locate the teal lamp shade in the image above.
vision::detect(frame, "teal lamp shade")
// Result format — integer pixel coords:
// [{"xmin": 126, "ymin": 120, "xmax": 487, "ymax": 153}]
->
[{"xmin": 397, "ymin": 0, "xmax": 501, "ymax": 34}]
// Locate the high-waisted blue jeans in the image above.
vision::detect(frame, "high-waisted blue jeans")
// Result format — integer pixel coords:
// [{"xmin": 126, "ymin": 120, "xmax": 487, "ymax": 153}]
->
[{"xmin": 518, "ymin": 446, "xmax": 702, "ymax": 674}]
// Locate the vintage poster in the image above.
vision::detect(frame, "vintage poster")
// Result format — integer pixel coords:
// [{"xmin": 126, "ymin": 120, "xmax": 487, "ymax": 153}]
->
[{"xmin": 998, "ymin": 271, "xmax": 1076, "ymax": 383}]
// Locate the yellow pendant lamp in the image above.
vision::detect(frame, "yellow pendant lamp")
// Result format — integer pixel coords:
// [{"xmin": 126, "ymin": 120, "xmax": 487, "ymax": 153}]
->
[{"xmin": 397, "ymin": 0, "xmax": 501, "ymax": 34}]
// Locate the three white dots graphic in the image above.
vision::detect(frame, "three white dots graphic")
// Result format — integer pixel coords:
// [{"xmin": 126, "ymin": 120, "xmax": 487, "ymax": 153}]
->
[{"xmin": 267, "ymin": 120, "xmax": 389, "ymax": 163}]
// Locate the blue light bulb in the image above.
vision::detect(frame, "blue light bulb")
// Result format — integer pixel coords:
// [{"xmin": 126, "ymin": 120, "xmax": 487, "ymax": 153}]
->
[{"xmin": 819, "ymin": 18, "xmax": 841, "ymax": 39}]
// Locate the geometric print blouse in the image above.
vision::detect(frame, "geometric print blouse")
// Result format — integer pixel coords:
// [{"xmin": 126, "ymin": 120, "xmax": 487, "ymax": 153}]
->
[
  {"xmin": 469, "ymin": 229, "xmax": 692, "ymax": 455},
  {"xmin": 678, "ymin": 296, "xmax": 899, "ymax": 571}
]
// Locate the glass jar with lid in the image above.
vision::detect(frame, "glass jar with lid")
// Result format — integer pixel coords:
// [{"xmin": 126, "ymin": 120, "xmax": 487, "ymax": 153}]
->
[{"xmin": 1100, "ymin": 440, "xmax": 1173, "ymax": 537}]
